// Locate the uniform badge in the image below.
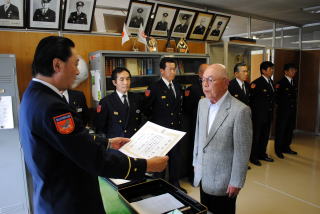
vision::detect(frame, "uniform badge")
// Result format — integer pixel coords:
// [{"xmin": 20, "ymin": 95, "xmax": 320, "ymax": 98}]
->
[
  {"xmin": 161, "ymin": 96, "xmax": 166, "ymax": 99},
  {"xmin": 251, "ymin": 83, "xmax": 256, "ymax": 89},
  {"xmin": 96, "ymin": 105, "xmax": 101, "ymax": 113},
  {"xmin": 275, "ymin": 84, "xmax": 280, "ymax": 89},
  {"xmin": 114, "ymin": 111, "xmax": 119, "ymax": 115},
  {"xmin": 235, "ymin": 94, "xmax": 239, "ymax": 97},
  {"xmin": 185, "ymin": 90, "xmax": 190, "ymax": 97},
  {"xmin": 53, "ymin": 113, "xmax": 75, "ymax": 134},
  {"xmin": 76, "ymin": 108, "xmax": 83, "ymax": 113},
  {"xmin": 263, "ymin": 89, "xmax": 267, "ymax": 92},
  {"xmin": 136, "ymin": 109, "xmax": 140, "ymax": 114},
  {"xmin": 145, "ymin": 90, "xmax": 150, "ymax": 97}
]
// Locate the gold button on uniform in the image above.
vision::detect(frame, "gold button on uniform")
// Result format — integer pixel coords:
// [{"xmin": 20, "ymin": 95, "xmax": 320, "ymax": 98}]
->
[
  {"xmin": 134, "ymin": 168, "xmax": 137, "ymax": 172},
  {"xmin": 171, "ymin": 113, "xmax": 173, "ymax": 116},
  {"xmin": 124, "ymin": 130, "xmax": 127, "ymax": 133},
  {"xmin": 119, "ymin": 120, "xmax": 122, "ymax": 123}
]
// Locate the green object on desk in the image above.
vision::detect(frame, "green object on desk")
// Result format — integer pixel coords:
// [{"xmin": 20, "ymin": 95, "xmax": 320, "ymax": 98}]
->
[{"xmin": 99, "ymin": 177, "xmax": 133, "ymax": 214}]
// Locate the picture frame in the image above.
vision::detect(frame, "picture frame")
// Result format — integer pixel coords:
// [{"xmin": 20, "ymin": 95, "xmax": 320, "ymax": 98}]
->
[
  {"xmin": 188, "ymin": 12, "xmax": 215, "ymax": 40},
  {"xmin": 0, "ymin": 0, "xmax": 25, "ymax": 28},
  {"xmin": 171, "ymin": 9, "xmax": 196, "ymax": 38},
  {"xmin": 149, "ymin": 4, "xmax": 178, "ymax": 38},
  {"xmin": 63, "ymin": 0, "xmax": 97, "ymax": 32},
  {"xmin": 125, "ymin": 0, "xmax": 154, "ymax": 35},
  {"xmin": 28, "ymin": 0, "xmax": 62, "ymax": 30},
  {"xmin": 205, "ymin": 14, "xmax": 230, "ymax": 41}
]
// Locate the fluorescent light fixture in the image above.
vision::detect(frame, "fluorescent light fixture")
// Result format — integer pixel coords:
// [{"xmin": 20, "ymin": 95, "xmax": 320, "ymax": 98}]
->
[
  {"xmin": 302, "ymin": 6, "xmax": 320, "ymax": 14},
  {"xmin": 291, "ymin": 40, "xmax": 320, "ymax": 44}
]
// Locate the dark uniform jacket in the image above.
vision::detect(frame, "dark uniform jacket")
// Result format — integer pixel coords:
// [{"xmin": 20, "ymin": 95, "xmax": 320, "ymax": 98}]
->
[
  {"xmin": 174, "ymin": 24, "xmax": 188, "ymax": 33},
  {"xmin": 275, "ymin": 77, "xmax": 297, "ymax": 113},
  {"xmin": 68, "ymin": 89, "xmax": 89, "ymax": 127},
  {"xmin": 155, "ymin": 21, "xmax": 168, "ymax": 31},
  {"xmin": 0, "ymin": 4, "xmax": 19, "ymax": 19},
  {"xmin": 19, "ymin": 81, "xmax": 146, "ymax": 214},
  {"xmin": 129, "ymin": 16, "xmax": 143, "ymax": 28},
  {"xmin": 250, "ymin": 76, "xmax": 275, "ymax": 121},
  {"xmin": 144, "ymin": 79, "xmax": 183, "ymax": 130},
  {"xmin": 228, "ymin": 78, "xmax": 250, "ymax": 106},
  {"xmin": 33, "ymin": 8, "xmax": 55, "ymax": 22},
  {"xmin": 184, "ymin": 79, "xmax": 204, "ymax": 120},
  {"xmin": 95, "ymin": 92, "xmax": 144, "ymax": 138},
  {"xmin": 211, "ymin": 29, "xmax": 220, "ymax": 36},
  {"xmin": 67, "ymin": 12, "xmax": 87, "ymax": 24},
  {"xmin": 193, "ymin": 25, "xmax": 205, "ymax": 35}
]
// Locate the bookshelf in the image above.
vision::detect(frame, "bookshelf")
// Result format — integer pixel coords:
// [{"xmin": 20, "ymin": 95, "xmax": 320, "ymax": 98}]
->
[{"xmin": 89, "ymin": 51, "xmax": 209, "ymax": 105}]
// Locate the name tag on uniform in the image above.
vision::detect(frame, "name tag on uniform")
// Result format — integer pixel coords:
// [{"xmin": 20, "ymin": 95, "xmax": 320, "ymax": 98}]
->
[
  {"xmin": 76, "ymin": 108, "xmax": 83, "ymax": 113},
  {"xmin": 263, "ymin": 89, "xmax": 267, "ymax": 92},
  {"xmin": 161, "ymin": 96, "xmax": 166, "ymax": 99},
  {"xmin": 235, "ymin": 94, "xmax": 239, "ymax": 97},
  {"xmin": 114, "ymin": 111, "xmax": 119, "ymax": 115}
]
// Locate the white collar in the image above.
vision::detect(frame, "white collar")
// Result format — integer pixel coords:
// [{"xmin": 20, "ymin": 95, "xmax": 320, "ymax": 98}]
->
[
  {"xmin": 285, "ymin": 75, "xmax": 292, "ymax": 83},
  {"xmin": 210, "ymin": 91, "xmax": 229, "ymax": 106},
  {"xmin": 236, "ymin": 78, "xmax": 244, "ymax": 87},
  {"xmin": 161, "ymin": 77, "xmax": 173, "ymax": 88},
  {"xmin": 262, "ymin": 75, "xmax": 271, "ymax": 82},
  {"xmin": 116, "ymin": 90, "xmax": 128, "ymax": 98},
  {"xmin": 32, "ymin": 78, "xmax": 63, "ymax": 98}
]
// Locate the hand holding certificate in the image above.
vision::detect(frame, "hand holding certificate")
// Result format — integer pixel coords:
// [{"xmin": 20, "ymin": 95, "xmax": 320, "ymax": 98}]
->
[{"xmin": 119, "ymin": 121, "xmax": 186, "ymax": 159}]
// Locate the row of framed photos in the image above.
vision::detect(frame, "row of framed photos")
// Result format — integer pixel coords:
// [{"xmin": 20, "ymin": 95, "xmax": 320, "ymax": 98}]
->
[
  {"xmin": 0, "ymin": 0, "xmax": 96, "ymax": 31},
  {"xmin": 126, "ymin": 1, "xmax": 231, "ymax": 41}
]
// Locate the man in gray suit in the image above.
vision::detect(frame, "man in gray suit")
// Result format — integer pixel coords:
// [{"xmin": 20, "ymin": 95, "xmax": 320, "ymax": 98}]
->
[{"xmin": 193, "ymin": 64, "xmax": 252, "ymax": 214}]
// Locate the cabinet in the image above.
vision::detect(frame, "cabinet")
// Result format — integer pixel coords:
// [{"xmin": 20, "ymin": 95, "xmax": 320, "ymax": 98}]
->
[
  {"xmin": 208, "ymin": 41, "xmax": 268, "ymax": 81},
  {"xmin": 89, "ymin": 51, "xmax": 209, "ymax": 105}
]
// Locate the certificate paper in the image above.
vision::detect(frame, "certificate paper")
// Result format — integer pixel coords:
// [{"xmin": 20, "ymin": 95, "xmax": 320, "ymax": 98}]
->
[
  {"xmin": 0, "ymin": 96, "xmax": 14, "ymax": 129},
  {"xmin": 119, "ymin": 121, "xmax": 186, "ymax": 159}
]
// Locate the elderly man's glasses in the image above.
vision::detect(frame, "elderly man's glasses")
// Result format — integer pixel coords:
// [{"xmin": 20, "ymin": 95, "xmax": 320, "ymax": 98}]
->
[{"xmin": 200, "ymin": 77, "xmax": 215, "ymax": 84}]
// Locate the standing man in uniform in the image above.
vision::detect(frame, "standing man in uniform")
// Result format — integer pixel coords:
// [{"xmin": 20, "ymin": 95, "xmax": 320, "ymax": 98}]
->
[
  {"xmin": 62, "ymin": 89, "xmax": 89, "ymax": 127},
  {"xmin": 144, "ymin": 58, "xmax": 186, "ymax": 193},
  {"xmin": 95, "ymin": 67, "xmax": 144, "ymax": 138},
  {"xmin": 184, "ymin": 64, "xmax": 207, "ymax": 181},
  {"xmin": 33, "ymin": 0, "xmax": 55, "ymax": 22},
  {"xmin": 19, "ymin": 36, "xmax": 168, "ymax": 214},
  {"xmin": 129, "ymin": 8, "xmax": 144, "ymax": 28},
  {"xmin": 67, "ymin": 1, "xmax": 87, "ymax": 24},
  {"xmin": 275, "ymin": 63, "xmax": 298, "ymax": 158},
  {"xmin": 249, "ymin": 61, "xmax": 275, "ymax": 166},
  {"xmin": 0, "ymin": 0, "xmax": 19, "ymax": 19}
]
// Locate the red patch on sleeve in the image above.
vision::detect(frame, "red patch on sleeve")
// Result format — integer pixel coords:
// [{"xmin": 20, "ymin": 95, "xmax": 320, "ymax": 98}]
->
[
  {"xmin": 185, "ymin": 90, "xmax": 190, "ymax": 97},
  {"xmin": 97, "ymin": 105, "xmax": 102, "ymax": 113},
  {"xmin": 145, "ymin": 89, "xmax": 150, "ymax": 97},
  {"xmin": 53, "ymin": 113, "xmax": 75, "ymax": 134}
]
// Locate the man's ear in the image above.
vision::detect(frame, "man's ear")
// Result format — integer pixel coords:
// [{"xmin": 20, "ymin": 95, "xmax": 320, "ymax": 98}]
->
[
  {"xmin": 52, "ymin": 58, "xmax": 61, "ymax": 72},
  {"xmin": 112, "ymin": 80, "xmax": 117, "ymax": 87}
]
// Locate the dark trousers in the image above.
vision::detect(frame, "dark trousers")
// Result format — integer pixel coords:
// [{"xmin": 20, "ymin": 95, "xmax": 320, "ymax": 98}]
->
[
  {"xmin": 200, "ymin": 185, "xmax": 236, "ymax": 214},
  {"xmin": 275, "ymin": 109, "xmax": 296, "ymax": 153},
  {"xmin": 251, "ymin": 115, "xmax": 272, "ymax": 160}
]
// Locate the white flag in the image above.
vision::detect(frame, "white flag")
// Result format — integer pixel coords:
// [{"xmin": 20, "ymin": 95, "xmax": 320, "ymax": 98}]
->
[
  {"xmin": 137, "ymin": 24, "xmax": 147, "ymax": 45},
  {"xmin": 122, "ymin": 23, "xmax": 130, "ymax": 45}
]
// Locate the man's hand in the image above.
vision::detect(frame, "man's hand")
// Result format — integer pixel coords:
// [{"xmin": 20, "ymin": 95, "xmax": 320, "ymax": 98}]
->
[
  {"xmin": 146, "ymin": 156, "xmax": 169, "ymax": 172},
  {"xmin": 226, "ymin": 185, "xmax": 241, "ymax": 198},
  {"xmin": 108, "ymin": 137, "xmax": 130, "ymax": 150}
]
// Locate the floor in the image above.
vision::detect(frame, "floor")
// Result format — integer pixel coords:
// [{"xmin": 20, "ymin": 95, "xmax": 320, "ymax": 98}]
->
[{"xmin": 180, "ymin": 133, "xmax": 320, "ymax": 214}]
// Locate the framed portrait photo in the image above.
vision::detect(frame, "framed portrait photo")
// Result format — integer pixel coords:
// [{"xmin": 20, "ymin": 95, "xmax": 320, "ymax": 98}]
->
[
  {"xmin": 126, "ymin": 0, "xmax": 154, "ymax": 35},
  {"xmin": 0, "ymin": 0, "xmax": 25, "ymax": 28},
  {"xmin": 206, "ymin": 14, "xmax": 230, "ymax": 41},
  {"xmin": 188, "ymin": 12, "xmax": 215, "ymax": 40},
  {"xmin": 171, "ymin": 9, "xmax": 196, "ymax": 38},
  {"xmin": 28, "ymin": 0, "xmax": 62, "ymax": 30},
  {"xmin": 63, "ymin": 0, "xmax": 97, "ymax": 32},
  {"xmin": 149, "ymin": 4, "xmax": 178, "ymax": 38}
]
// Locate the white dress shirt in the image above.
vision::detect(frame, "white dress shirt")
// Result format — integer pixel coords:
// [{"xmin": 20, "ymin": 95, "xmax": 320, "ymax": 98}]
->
[
  {"xmin": 116, "ymin": 90, "xmax": 129, "ymax": 106},
  {"xmin": 236, "ymin": 78, "xmax": 246, "ymax": 94},
  {"xmin": 162, "ymin": 77, "xmax": 176, "ymax": 97},
  {"xmin": 285, "ymin": 75, "xmax": 292, "ymax": 84},
  {"xmin": 207, "ymin": 91, "xmax": 229, "ymax": 134}
]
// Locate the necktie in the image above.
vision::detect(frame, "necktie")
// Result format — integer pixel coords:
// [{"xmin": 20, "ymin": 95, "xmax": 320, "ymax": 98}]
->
[
  {"xmin": 123, "ymin": 94, "xmax": 129, "ymax": 120},
  {"xmin": 169, "ymin": 83, "xmax": 175, "ymax": 99},
  {"xmin": 62, "ymin": 95, "xmax": 68, "ymax": 104},
  {"xmin": 290, "ymin": 79, "xmax": 293, "ymax": 86},
  {"xmin": 268, "ymin": 79, "xmax": 274, "ymax": 91},
  {"xmin": 242, "ymin": 83, "xmax": 246, "ymax": 95},
  {"xmin": 5, "ymin": 5, "xmax": 8, "ymax": 11}
]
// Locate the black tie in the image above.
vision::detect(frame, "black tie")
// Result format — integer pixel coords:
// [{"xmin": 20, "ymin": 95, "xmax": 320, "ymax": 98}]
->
[
  {"xmin": 123, "ymin": 95, "xmax": 129, "ymax": 120},
  {"xmin": 62, "ymin": 95, "xmax": 68, "ymax": 104},
  {"xmin": 290, "ymin": 79, "xmax": 293, "ymax": 86},
  {"xmin": 242, "ymin": 83, "xmax": 246, "ymax": 95},
  {"xmin": 268, "ymin": 79, "xmax": 274, "ymax": 91},
  {"xmin": 169, "ymin": 83, "xmax": 175, "ymax": 99}
]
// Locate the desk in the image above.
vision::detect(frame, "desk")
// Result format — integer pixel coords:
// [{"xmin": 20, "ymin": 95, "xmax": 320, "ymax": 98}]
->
[{"xmin": 99, "ymin": 177, "xmax": 133, "ymax": 214}]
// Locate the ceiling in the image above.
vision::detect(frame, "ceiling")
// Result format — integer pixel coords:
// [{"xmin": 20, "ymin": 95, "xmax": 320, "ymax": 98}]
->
[{"xmin": 166, "ymin": 0, "xmax": 320, "ymax": 26}]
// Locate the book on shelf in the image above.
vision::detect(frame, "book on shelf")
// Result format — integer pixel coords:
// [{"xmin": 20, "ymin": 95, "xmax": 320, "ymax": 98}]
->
[{"xmin": 105, "ymin": 57, "xmax": 154, "ymax": 76}]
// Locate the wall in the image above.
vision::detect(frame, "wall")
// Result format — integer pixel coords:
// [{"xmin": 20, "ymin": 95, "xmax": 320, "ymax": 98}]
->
[{"xmin": 0, "ymin": 31, "xmax": 205, "ymax": 107}]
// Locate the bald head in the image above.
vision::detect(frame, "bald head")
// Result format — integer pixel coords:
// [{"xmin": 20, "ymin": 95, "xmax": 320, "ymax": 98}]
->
[
  {"xmin": 202, "ymin": 64, "xmax": 229, "ymax": 103},
  {"xmin": 198, "ymin": 63, "xmax": 209, "ymax": 79}
]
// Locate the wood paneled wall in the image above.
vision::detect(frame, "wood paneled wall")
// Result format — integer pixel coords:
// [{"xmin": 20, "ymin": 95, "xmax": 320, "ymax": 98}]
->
[
  {"xmin": 0, "ymin": 31, "xmax": 205, "ymax": 107},
  {"xmin": 297, "ymin": 50, "xmax": 320, "ymax": 132},
  {"xmin": 274, "ymin": 49, "xmax": 300, "ymax": 83}
]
